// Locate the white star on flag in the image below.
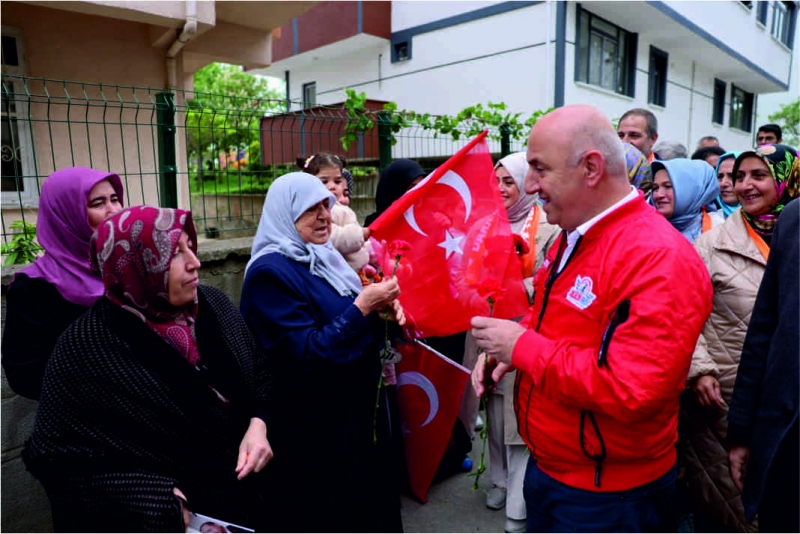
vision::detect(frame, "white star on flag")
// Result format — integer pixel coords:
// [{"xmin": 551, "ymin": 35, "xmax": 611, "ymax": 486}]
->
[{"xmin": 437, "ymin": 230, "xmax": 463, "ymax": 259}]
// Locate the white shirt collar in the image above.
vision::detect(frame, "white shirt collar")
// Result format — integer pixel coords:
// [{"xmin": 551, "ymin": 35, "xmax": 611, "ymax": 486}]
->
[{"xmin": 558, "ymin": 187, "xmax": 639, "ymax": 272}]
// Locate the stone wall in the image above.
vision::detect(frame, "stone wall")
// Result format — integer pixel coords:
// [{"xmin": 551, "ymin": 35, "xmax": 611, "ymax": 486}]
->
[{"xmin": 0, "ymin": 237, "xmax": 253, "ymax": 533}]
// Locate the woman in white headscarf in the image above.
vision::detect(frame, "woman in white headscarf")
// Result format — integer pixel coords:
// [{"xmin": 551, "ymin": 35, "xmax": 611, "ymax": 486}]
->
[
  {"xmin": 240, "ymin": 172, "xmax": 404, "ymax": 533},
  {"xmin": 461, "ymin": 153, "xmax": 559, "ymax": 533}
]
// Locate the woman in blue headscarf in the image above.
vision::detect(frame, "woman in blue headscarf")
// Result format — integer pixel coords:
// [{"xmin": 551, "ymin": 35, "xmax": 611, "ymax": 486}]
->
[
  {"xmin": 650, "ymin": 159, "xmax": 722, "ymax": 241},
  {"xmin": 240, "ymin": 172, "xmax": 405, "ymax": 533},
  {"xmin": 713, "ymin": 151, "xmax": 742, "ymax": 218}
]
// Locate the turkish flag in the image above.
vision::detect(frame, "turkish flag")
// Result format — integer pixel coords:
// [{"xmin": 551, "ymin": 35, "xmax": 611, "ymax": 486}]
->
[
  {"xmin": 396, "ymin": 340, "xmax": 471, "ymax": 503},
  {"xmin": 369, "ymin": 131, "xmax": 529, "ymax": 337}
]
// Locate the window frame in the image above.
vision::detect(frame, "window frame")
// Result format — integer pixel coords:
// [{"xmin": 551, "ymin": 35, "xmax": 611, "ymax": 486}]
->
[
  {"xmin": 756, "ymin": 1, "xmax": 769, "ymax": 25},
  {"xmin": 647, "ymin": 46, "xmax": 668, "ymax": 108},
  {"xmin": 301, "ymin": 81, "xmax": 317, "ymax": 109},
  {"xmin": 770, "ymin": 1, "xmax": 795, "ymax": 47},
  {"xmin": 574, "ymin": 5, "xmax": 638, "ymax": 98},
  {"xmin": 729, "ymin": 84, "xmax": 754, "ymax": 132},
  {"xmin": 712, "ymin": 79, "xmax": 727, "ymax": 125},
  {"xmin": 1, "ymin": 25, "xmax": 37, "ymax": 207}
]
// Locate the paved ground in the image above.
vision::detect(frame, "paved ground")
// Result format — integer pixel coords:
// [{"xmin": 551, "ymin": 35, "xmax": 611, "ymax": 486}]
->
[{"xmin": 399, "ymin": 426, "xmax": 507, "ymax": 533}]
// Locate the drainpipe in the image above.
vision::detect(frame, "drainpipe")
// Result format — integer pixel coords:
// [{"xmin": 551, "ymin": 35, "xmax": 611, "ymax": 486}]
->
[
  {"xmin": 166, "ymin": 0, "xmax": 198, "ymax": 89},
  {"xmin": 686, "ymin": 60, "xmax": 696, "ymax": 149}
]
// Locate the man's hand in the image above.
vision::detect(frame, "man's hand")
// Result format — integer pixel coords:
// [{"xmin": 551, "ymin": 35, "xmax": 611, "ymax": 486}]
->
[
  {"xmin": 728, "ymin": 445, "xmax": 749, "ymax": 492},
  {"xmin": 692, "ymin": 374, "xmax": 725, "ymax": 410},
  {"xmin": 471, "ymin": 352, "xmax": 513, "ymax": 397},
  {"xmin": 236, "ymin": 418, "xmax": 274, "ymax": 480},
  {"xmin": 471, "ymin": 317, "xmax": 526, "ymax": 365}
]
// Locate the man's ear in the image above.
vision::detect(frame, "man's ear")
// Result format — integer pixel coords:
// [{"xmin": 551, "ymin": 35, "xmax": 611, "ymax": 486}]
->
[{"xmin": 583, "ymin": 150, "xmax": 604, "ymax": 188}]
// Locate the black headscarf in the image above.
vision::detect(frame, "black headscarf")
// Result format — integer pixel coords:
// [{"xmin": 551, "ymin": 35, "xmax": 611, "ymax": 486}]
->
[{"xmin": 364, "ymin": 159, "xmax": 426, "ymax": 226}]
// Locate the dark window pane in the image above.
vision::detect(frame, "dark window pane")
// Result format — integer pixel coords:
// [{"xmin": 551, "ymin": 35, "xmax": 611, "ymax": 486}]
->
[{"xmin": 1, "ymin": 36, "xmax": 19, "ymax": 67}]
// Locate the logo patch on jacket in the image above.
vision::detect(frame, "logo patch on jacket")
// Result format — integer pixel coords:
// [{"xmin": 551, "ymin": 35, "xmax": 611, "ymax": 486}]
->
[{"xmin": 566, "ymin": 275, "xmax": 596, "ymax": 310}]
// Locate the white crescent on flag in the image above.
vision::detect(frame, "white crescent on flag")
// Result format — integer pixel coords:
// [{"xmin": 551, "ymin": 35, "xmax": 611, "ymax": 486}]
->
[
  {"xmin": 401, "ymin": 170, "xmax": 473, "ymax": 238},
  {"xmin": 397, "ymin": 371, "xmax": 439, "ymax": 427}
]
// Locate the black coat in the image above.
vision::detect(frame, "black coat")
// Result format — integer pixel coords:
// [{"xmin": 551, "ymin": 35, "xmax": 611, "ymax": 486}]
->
[
  {"xmin": 727, "ymin": 199, "xmax": 800, "ymax": 521},
  {"xmin": 2, "ymin": 274, "xmax": 89, "ymax": 400},
  {"xmin": 23, "ymin": 285, "xmax": 274, "ymax": 532}
]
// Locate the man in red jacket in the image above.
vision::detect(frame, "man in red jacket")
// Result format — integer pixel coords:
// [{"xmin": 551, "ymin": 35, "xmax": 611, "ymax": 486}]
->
[{"xmin": 472, "ymin": 104, "xmax": 713, "ymax": 532}]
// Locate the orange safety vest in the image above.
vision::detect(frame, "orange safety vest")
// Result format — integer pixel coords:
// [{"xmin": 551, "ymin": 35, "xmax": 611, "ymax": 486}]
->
[
  {"xmin": 518, "ymin": 204, "xmax": 541, "ymax": 278},
  {"xmin": 701, "ymin": 207, "xmax": 713, "ymax": 234},
  {"xmin": 744, "ymin": 219, "xmax": 770, "ymax": 261}
]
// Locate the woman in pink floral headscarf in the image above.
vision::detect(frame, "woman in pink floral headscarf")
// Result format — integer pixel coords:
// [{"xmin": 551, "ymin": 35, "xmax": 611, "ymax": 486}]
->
[{"xmin": 24, "ymin": 206, "xmax": 275, "ymax": 533}]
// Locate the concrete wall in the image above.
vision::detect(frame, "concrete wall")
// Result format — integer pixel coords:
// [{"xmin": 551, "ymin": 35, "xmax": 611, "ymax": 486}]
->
[{"xmin": 0, "ymin": 237, "xmax": 254, "ymax": 533}]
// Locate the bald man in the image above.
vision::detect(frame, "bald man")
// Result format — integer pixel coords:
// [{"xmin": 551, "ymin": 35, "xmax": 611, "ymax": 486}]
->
[{"xmin": 471, "ymin": 105, "xmax": 713, "ymax": 532}]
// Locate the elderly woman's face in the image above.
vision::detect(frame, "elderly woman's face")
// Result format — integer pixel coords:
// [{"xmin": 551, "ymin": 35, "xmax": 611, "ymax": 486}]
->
[
  {"xmin": 168, "ymin": 231, "xmax": 201, "ymax": 306},
  {"xmin": 295, "ymin": 200, "xmax": 332, "ymax": 245}
]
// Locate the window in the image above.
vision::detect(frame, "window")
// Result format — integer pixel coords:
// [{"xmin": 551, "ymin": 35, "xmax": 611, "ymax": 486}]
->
[
  {"xmin": 648, "ymin": 46, "xmax": 668, "ymax": 107},
  {"xmin": 1, "ymin": 26, "xmax": 36, "ymax": 204},
  {"xmin": 771, "ymin": 1, "xmax": 794, "ymax": 47},
  {"xmin": 757, "ymin": 1, "xmax": 769, "ymax": 24},
  {"xmin": 302, "ymin": 82, "xmax": 316, "ymax": 109},
  {"xmin": 394, "ymin": 41, "xmax": 410, "ymax": 62},
  {"xmin": 390, "ymin": 33, "xmax": 412, "ymax": 63},
  {"xmin": 713, "ymin": 79, "xmax": 726, "ymax": 125},
  {"xmin": 575, "ymin": 6, "xmax": 637, "ymax": 97},
  {"xmin": 730, "ymin": 84, "xmax": 754, "ymax": 132}
]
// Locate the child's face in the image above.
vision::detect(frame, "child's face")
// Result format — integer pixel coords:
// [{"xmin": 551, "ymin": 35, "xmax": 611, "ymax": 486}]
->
[{"xmin": 316, "ymin": 165, "xmax": 346, "ymax": 202}]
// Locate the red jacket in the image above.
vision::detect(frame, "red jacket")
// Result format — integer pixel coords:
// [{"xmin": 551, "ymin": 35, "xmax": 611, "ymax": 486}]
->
[{"xmin": 512, "ymin": 194, "xmax": 712, "ymax": 492}]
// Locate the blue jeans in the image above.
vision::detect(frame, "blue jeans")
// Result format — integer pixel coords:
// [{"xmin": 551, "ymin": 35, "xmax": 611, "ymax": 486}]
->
[{"xmin": 523, "ymin": 456, "xmax": 677, "ymax": 533}]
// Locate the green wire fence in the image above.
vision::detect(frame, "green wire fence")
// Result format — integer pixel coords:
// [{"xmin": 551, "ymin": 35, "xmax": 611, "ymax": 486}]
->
[{"xmin": 1, "ymin": 74, "xmax": 526, "ymax": 254}]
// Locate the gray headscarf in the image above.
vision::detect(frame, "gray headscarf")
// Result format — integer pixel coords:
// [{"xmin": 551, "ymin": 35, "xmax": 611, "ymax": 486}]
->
[
  {"xmin": 496, "ymin": 152, "xmax": 538, "ymax": 230},
  {"xmin": 246, "ymin": 172, "xmax": 363, "ymax": 296}
]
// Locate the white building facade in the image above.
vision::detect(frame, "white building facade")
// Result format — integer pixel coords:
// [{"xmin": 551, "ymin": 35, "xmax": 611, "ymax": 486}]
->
[{"xmin": 254, "ymin": 0, "xmax": 798, "ymax": 153}]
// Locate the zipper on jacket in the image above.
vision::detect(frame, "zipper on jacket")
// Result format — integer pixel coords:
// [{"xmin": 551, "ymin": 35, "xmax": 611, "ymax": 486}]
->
[
  {"xmin": 578, "ymin": 300, "xmax": 632, "ymax": 487},
  {"xmin": 597, "ymin": 300, "xmax": 631, "ymax": 368},
  {"xmin": 579, "ymin": 409, "xmax": 607, "ymax": 487},
  {"xmin": 535, "ymin": 233, "xmax": 582, "ymax": 332}
]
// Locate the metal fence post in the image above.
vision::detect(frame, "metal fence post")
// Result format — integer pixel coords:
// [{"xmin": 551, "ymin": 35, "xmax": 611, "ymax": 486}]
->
[
  {"xmin": 500, "ymin": 123, "xmax": 511, "ymax": 158},
  {"xmin": 156, "ymin": 91, "xmax": 178, "ymax": 208},
  {"xmin": 377, "ymin": 111, "xmax": 392, "ymax": 172}
]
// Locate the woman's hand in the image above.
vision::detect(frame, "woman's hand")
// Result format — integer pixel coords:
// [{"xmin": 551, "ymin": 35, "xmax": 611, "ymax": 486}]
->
[
  {"xmin": 354, "ymin": 278, "xmax": 400, "ymax": 316},
  {"xmin": 380, "ymin": 299, "xmax": 406, "ymax": 326},
  {"xmin": 235, "ymin": 418, "xmax": 273, "ymax": 480},
  {"xmin": 173, "ymin": 487, "xmax": 192, "ymax": 529},
  {"xmin": 728, "ymin": 445, "xmax": 749, "ymax": 492},
  {"xmin": 692, "ymin": 374, "xmax": 724, "ymax": 410}
]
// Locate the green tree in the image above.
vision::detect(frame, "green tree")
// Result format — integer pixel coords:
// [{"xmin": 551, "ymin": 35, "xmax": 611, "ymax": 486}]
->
[
  {"xmin": 768, "ymin": 98, "xmax": 800, "ymax": 147},
  {"xmin": 187, "ymin": 63, "xmax": 282, "ymax": 179}
]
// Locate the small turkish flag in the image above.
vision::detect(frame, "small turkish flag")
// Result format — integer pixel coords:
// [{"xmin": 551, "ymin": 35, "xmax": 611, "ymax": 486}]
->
[
  {"xmin": 369, "ymin": 131, "xmax": 529, "ymax": 337},
  {"xmin": 396, "ymin": 340, "xmax": 470, "ymax": 503}
]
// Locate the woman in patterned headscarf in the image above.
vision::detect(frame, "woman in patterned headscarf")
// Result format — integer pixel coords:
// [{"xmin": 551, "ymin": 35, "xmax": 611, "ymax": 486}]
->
[
  {"xmin": 680, "ymin": 144, "xmax": 799, "ymax": 532},
  {"xmin": 23, "ymin": 206, "xmax": 274, "ymax": 533},
  {"xmin": 623, "ymin": 142, "xmax": 653, "ymax": 193}
]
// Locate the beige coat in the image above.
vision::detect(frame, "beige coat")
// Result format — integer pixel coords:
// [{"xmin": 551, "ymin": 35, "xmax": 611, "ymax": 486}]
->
[
  {"xmin": 681, "ymin": 210, "xmax": 763, "ymax": 532},
  {"xmin": 461, "ymin": 207, "xmax": 560, "ymax": 444},
  {"xmin": 330, "ymin": 203, "xmax": 369, "ymax": 272}
]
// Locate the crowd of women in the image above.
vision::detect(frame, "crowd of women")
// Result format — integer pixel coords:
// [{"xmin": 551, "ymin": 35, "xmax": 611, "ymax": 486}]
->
[{"xmin": 1, "ymin": 123, "xmax": 798, "ymax": 533}]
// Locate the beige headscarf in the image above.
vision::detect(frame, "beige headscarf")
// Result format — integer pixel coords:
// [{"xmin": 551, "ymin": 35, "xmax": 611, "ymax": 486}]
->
[{"xmin": 495, "ymin": 152, "xmax": 538, "ymax": 232}]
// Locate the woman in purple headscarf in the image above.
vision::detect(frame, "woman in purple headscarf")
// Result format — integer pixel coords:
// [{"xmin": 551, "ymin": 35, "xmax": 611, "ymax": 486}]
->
[{"xmin": 2, "ymin": 167, "xmax": 123, "ymax": 399}]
